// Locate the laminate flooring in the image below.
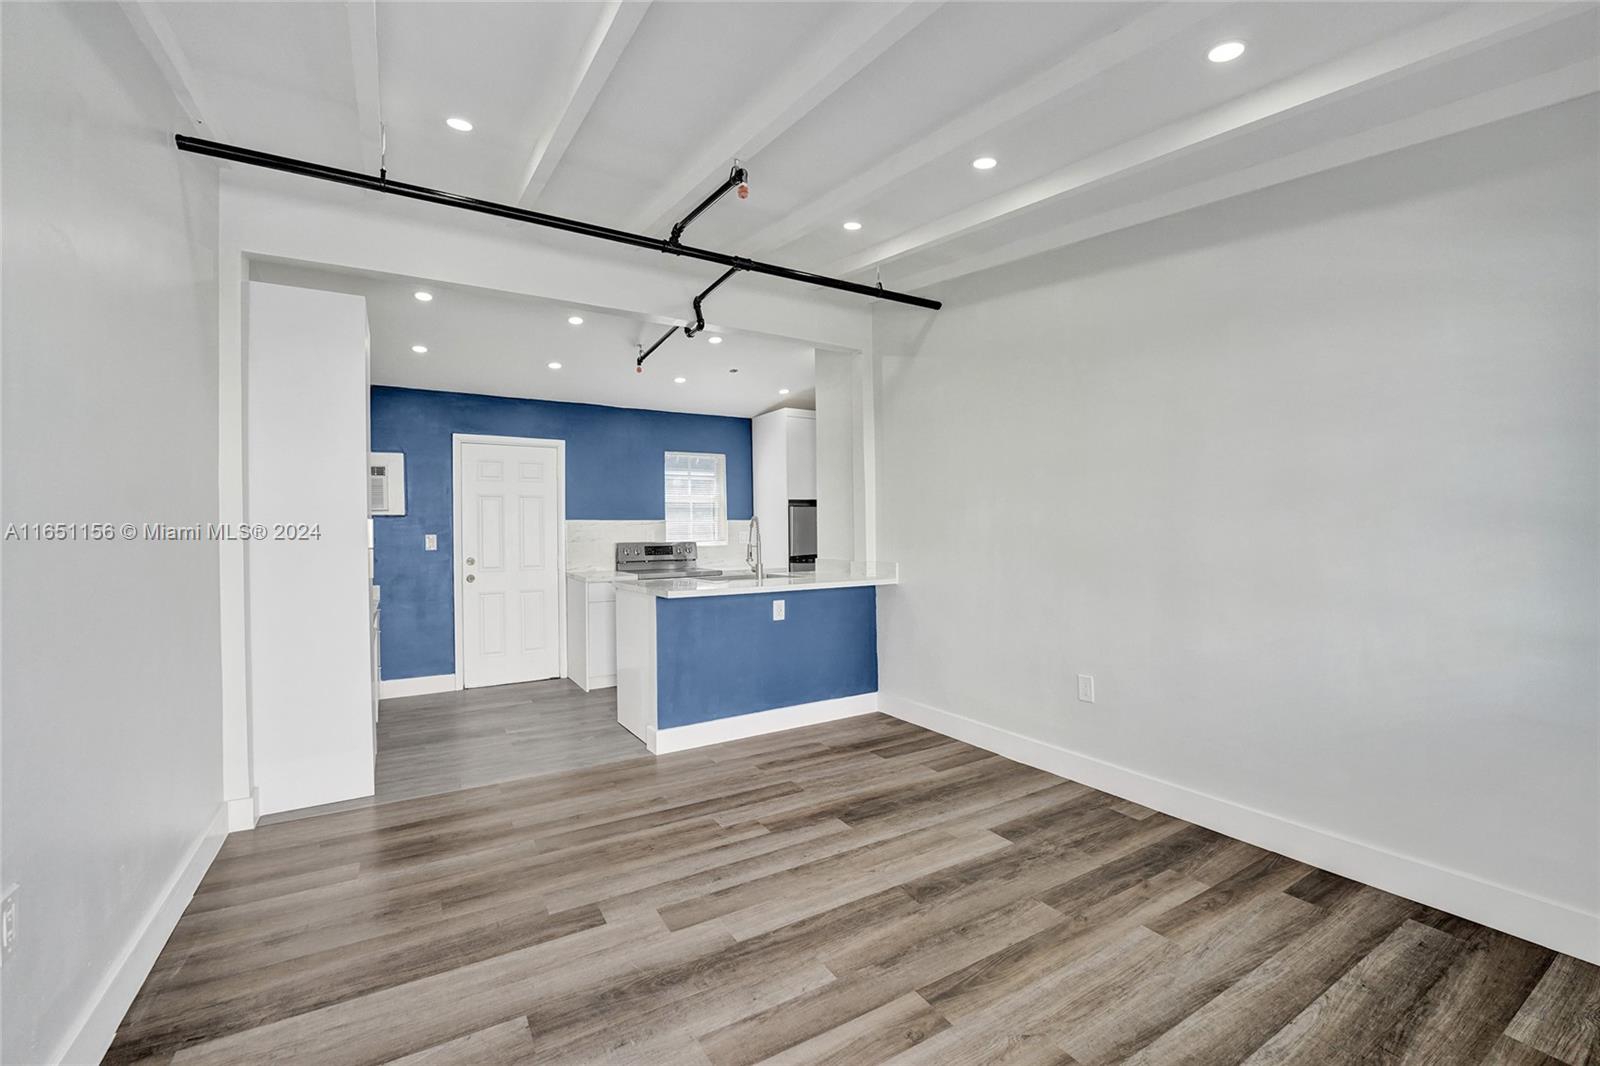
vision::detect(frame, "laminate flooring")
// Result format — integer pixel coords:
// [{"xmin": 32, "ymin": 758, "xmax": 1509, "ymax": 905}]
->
[
  {"xmin": 259, "ymin": 680, "xmax": 648, "ymax": 824},
  {"xmin": 108, "ymin": 713, "xmax": 1599, "ymax": 1065}
]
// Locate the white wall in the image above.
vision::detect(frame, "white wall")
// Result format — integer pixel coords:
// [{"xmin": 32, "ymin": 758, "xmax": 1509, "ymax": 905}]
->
[
  {"xmin": 874, "ymin": 98, "xmax": 1599, "ymax": 961},
  {"xmin": 814, "ymin": 351, "xmax": 857, "ymax": 560},
  {"xmin": 246, "ymin": 283, "xmax": 375, "ymax": 816},
  {"xmin": 1, "ymin": 5, "xmax": 225, "ymax": 1062}
]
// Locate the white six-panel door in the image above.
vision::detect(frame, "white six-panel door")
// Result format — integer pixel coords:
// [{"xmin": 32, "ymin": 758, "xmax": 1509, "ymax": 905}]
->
[{"xmin": 459, "ymin": 440, "xmax": 561, "ymax": 688}]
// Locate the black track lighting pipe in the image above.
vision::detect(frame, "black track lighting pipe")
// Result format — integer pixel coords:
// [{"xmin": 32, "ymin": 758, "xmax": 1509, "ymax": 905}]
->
[
  {"xmin": 640, "ymin": 266, "xmax": 738, "ymax": 367},
  {"xmin": 173, "ymin": 135, "xmax": 940, "ymax": 311},
  {"xmin": 670, "ymin": 165, "xmax": 747, "ymax": 246},
  {"xmin": 637, "ymin": 325, "xmax": 681, "ymax": 368},
  {"xmin": 683, "ymin": 267, "xmax": 739, "ymax": 338}
]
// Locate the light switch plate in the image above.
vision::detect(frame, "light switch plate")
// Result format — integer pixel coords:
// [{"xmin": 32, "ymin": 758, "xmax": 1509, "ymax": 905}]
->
[
  {"xmin": 772, "ymin": 599, "xmax": 785, "ymax": 621},
  {"xmin": 424, "ymin": 534, "xmax": 437, "ymax": 551},
  {"xmin": 1077, "ymin": 674, "xmax": 1095, "ymax": 703}
]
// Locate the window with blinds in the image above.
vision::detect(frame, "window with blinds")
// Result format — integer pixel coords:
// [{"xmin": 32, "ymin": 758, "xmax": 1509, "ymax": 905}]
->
[{"xmin": 665, "ymin": 451, "xmax": 727, "ymax": 545}]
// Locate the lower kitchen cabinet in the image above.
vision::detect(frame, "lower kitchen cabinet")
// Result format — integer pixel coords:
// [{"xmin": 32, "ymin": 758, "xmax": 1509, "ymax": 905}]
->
[{"xmin": 566, "ymin": 575, "xmax": 617, "ymax": 691}]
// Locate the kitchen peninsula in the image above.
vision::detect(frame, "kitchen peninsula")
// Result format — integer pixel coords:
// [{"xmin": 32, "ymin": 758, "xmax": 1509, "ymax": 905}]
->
[{"xmin": 615, "ymin": 562, "xmax": 898, "ymax": 753}]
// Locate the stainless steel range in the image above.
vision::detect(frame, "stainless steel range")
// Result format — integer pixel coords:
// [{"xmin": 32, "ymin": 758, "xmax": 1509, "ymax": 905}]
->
[{"xmin": 614, "ymin": 541, "xmax": 723, "ymax": 579}]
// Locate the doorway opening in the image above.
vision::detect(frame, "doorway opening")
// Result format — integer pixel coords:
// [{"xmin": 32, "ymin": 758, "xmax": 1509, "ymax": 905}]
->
[{"xmin": 243, "ymin": 258, "xmax": 840, "ymax": 823}]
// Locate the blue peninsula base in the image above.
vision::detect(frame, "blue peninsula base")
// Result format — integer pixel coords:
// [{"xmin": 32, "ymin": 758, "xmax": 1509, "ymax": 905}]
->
[{"xmin": 615, "ymin": 582, "xmax": 881, "ymax": 753}]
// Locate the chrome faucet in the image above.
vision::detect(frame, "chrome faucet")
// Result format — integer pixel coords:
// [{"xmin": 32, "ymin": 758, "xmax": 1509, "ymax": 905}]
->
[{"xmin": 746, "ymin": 516, "xmax": 765, "ymax": 580}]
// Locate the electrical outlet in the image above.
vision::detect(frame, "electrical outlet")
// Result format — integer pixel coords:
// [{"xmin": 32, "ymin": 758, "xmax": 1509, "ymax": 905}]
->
[
  {"xmin": 1077, "ymin": 674, "xmax": 1095, "ymax": 703},
  {"xmin": 772, "ymin": 599, "xmax": 785, "ymax": 621},
  {"xmin": 424, "ymin": 534, "xmax": 437, "ymax": 551},
  {"xmin": 2, "ymin": 885, "xmax": 18, "ymax": 963}
]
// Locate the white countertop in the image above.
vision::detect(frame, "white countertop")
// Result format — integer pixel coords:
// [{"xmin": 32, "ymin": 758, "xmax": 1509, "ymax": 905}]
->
[
  {"xmin": 566, "ymin": 568, "xmax": 622, "ymax": 583},
  {"xmin": 613, "ymin": 561, "xmax": 898, "ymax": 599}
]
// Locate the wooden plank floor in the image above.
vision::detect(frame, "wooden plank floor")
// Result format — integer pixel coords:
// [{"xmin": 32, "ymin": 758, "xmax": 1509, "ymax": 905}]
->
[
  {"xmin": 107, "ymin": 714, "xmax": 1599, "ymax": 1065},
  {"xmin": 372, "ymin": 680, "xmax": 649, "ymax": 804},
  {"xmin": 260, "ymin": 679, "xmax": 649, "ymax": 824}
]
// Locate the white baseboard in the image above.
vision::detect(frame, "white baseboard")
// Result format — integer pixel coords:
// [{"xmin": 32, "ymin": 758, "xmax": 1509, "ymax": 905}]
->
[
  {"xmin": 56, "ymin": 802, "xmax": 228, "ymax": 1065},
  {"xmin": 879, "ymin": 691, "xmax": 1600, "ymax": 964},
  {"xmin": 653, "ymin": 693, "xmax": 878, "ymax": 754},
  {"xmin": 225, "ymin": 789, "xmax": 258, "ymax": 832},
  {"xmin": 378, "ymin": 673, "xmax": 458, "ymax": 699}
]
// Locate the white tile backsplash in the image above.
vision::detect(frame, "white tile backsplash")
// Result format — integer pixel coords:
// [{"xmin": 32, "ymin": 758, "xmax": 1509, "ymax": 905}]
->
[{"xmin": 565, "ymin": 520, "xmax": 752, "ymax": 572}]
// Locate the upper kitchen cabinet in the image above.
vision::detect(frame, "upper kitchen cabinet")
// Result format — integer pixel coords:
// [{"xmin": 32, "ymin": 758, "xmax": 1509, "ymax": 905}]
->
[
  {"xmin": 785, "ymin": 412, "xmax": 817, "ymax": 500},
  {"xmin": 753, "ymin": 408, "xmax": 817, "ymax": 567}
]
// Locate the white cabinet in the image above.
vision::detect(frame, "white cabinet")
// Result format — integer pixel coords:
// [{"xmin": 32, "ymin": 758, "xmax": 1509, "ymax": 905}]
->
[
  {"xmin": 753, "ymin": 408, "xmax": 817, "ymax": 566},
  {"xmin": 786, "ymin": 413, "xmax": 816, "ymax": 499},
  {"xmin": 566, "ymin": 575, "xmax": 617, "ymax": 691}
]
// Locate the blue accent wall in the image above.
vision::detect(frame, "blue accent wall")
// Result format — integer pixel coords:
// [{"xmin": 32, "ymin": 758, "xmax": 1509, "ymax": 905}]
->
[
  {"xmin": 371, "ymin": 385, "xmax": 753, "ymax": 680},
  {"xmin": 654, "ymin": 587, "xmax": 878, "ymax": 727}
]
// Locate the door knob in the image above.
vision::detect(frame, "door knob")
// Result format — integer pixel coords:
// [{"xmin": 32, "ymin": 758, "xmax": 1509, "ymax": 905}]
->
[
  {"xmin": 465, "ymin": 574, "xmax": 476, "ymax": 583},
  {"xmin": 466, "ymin": 557, "xmax": 475, "ymax": 565}
]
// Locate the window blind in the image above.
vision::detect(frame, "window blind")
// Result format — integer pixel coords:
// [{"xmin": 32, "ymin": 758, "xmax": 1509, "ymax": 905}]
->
[{"xmin": 665, "ymin": 452, "xmax": 726, "ymax": 544}]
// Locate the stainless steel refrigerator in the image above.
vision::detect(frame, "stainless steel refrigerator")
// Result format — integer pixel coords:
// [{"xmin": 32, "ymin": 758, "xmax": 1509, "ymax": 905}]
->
[{"xmin": 787, "ymin": 500, "xmax": 817, "ymax": 570}]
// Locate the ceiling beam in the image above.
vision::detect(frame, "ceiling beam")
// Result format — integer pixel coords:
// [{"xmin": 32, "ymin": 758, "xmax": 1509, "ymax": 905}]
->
[
  {"xmin": 346, "ymin": 0, "xmax": 382, "ymax": 173},
  {"xmin": 515, "ymin": 0, "xmax": 651, "ymax": 206},
  {"xmin": 895, "ymin": 56, "xmax": 1600, "ymax": 292},
  {"xmin": 118, "ymin": 1, "xmax": 217, "ymax": 136},
  {"xmin": 628, "ymin": 1, "xmax": 944, "ymax": 234},
  {"xmin": 829, "ymin": 2, "xmax": 1580, "ymax": 279},
  {"xmin": 740, "ymin": 2, "xmax": 1223, "ymax": 256}
]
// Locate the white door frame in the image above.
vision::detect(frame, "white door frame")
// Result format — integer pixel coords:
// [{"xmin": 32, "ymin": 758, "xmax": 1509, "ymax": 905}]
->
[{"xmin": 451, "ymin": 433, "xmax": 567, "ymax": 691}]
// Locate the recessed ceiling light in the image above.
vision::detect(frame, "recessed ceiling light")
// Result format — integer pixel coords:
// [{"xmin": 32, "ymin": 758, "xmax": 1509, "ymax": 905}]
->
[
  {"xmin": 445, "ymin": 117, "xmax": 474, "ymax": 132},
  {"xmin": 414, "ymin": 291, "xmax": 433, "ymax": 302},
  {"xmin": 708, "ymin": 335, "xmax": 723, "ymax": 344},
  {"xmin": 674, "ymin": 376, "xmax": 687, "ymax": 384},
  {"xmin": 971, "ymin": 156, "xmax": 997, "ymax": 170},
  {"xmin": 778, "ymin": 388, "xmax": 790, "ymax": 395},
  {"xmin": 411, "ymin": 345, "xmax": 428, "ymax": 354},
  {"xmin": 842, "ymin": 221, "xmax": 862, "ymax": 231},
  {"xmin": 567, "ymin": 315, "xmax": 583, "ymax": 325},
  {"xmin": 1208, "ymin": 40, "xmax": 1245, "ymax": 63},
  {"xmin": 547, "ymin": 361, "xmax": 562, "ymax": 370}
]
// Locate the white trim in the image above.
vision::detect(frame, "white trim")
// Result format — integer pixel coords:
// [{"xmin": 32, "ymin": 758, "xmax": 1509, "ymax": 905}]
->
[
  {"xmin": 516, "ymin": 0, "xmax": 650, "ymax": 205},
  {"xmin": 377, "ymin": 673, "xmax": 459, "ymax": 700},
  {"xmin": 451, "ymin": 433, "xmax": 568, "ymax": 691},
  {"xmin": 345, "ymin": 0, "xmax": 383, "ymax": 174},
  {"xmin": 652, "ymin": 692, "xmax": 877, "ymax": 754},
  {"xmin": 828, "ymin": 4, "xmax": 1583, "ymax": 281},
  {"xmin": 118, "ymin": 0, "xmax": 217, "ymax": 136},
  {"xmin": 572, "ymin": 673, "xmax": 617, "ymax": 693},
  {"xmin": 879, "ymin": 692, "xmax": 1600, "ymax": 964},
  {"xmin": 895, "ymin": 55, "xmax": 1600, "ymax": 292},
  {"xmin": 55, "ymin": 803, "xmax": 228, "ymax": 1065},
  {"xmin": 225, "ymin": 790, "xmax": 258, "ymax": 832}
]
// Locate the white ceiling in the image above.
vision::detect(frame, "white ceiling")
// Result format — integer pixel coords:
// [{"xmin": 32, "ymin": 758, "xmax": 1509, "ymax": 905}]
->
[
  {"xmin": 249, "ymin": 260, "xmax": 816, "ymax": 417},
  {"xmin": 135, "ymin": 1, "xmax": 1598, "ymax": 297}
]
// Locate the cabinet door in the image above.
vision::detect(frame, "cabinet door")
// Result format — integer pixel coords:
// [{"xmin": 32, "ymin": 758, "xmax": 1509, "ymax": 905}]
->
[
  {"xmin": 588, "ymin": 599, "xmax": 618, "ymax": 681},
  {"xmin": 786, "ymin": 414, "xmax": 817, "ymax": 499}
]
